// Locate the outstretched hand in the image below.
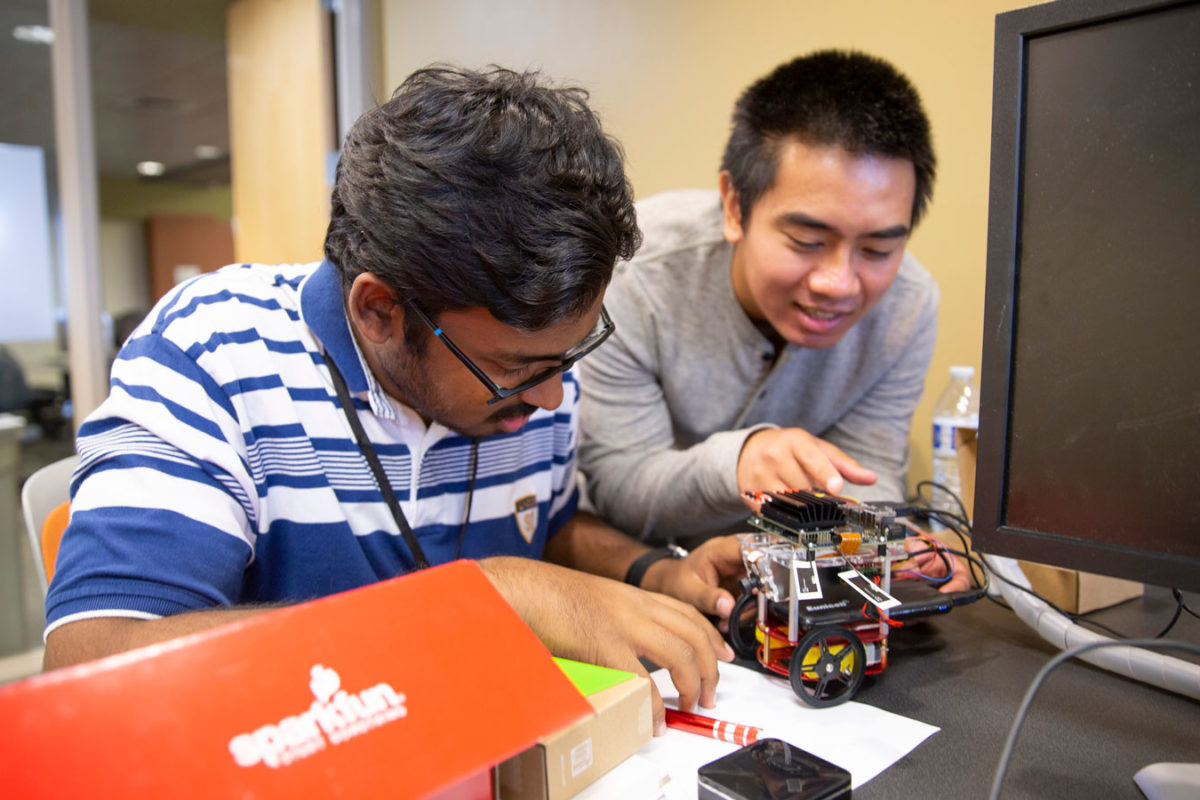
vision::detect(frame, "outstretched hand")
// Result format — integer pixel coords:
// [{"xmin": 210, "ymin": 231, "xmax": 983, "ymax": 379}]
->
[
  {"xmin": 737, "ymin": 427, "xmax": 877, "ymax": 500},
  {"xmin": 478, "ymin": 556, "xmax": 733, "ymax": 734}
]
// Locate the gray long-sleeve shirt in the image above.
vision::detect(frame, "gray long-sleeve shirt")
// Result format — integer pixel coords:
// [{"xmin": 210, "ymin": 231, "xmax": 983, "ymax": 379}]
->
[{"xmin": 578, "ymin": 190, "xmax": 939, "ymax": 546}]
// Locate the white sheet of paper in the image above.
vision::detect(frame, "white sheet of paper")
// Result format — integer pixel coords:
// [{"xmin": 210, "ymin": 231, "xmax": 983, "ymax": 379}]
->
[
  {"xmin": 573, "ymin": 754, "xmax": 672, "ymax": 800},
  {"xmin": 630, "ymin": 661, "xmax": 939, "ymax": 799}
]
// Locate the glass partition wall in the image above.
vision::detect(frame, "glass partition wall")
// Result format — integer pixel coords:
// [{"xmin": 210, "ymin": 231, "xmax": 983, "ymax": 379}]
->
[{"xmin": 0, "ymin": 0, "xmax": 235, "ymax": 680}]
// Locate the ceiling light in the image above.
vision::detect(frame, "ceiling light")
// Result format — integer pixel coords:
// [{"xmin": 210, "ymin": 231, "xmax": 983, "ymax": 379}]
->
[
  {"xmin": 136, "ymin": 161, "xmax": 166, "ymax": 177},
  {"xmin": 193, "ymin": 145, "xmax": 223, "ymax": 160},
  {"xmin": 13, "ymin": 25, "xmax": 55, "ymax": 45}
]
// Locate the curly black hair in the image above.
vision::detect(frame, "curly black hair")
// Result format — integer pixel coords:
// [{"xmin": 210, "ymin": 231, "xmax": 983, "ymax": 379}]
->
[{"xmin": 325, "ymin": 65, "xmax": 640, "ymax": 343}]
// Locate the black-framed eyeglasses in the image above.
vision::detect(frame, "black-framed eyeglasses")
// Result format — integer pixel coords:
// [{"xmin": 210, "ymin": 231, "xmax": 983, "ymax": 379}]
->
[{"xmin": 408, "ymin": 303, "xmax": 614, "ymax": 405}]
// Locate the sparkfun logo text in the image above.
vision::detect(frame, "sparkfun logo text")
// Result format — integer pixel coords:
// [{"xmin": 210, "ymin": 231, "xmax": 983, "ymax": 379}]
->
[{"xmin": 228, "ymin": 664, "xmax": 407, "ymax": 768}]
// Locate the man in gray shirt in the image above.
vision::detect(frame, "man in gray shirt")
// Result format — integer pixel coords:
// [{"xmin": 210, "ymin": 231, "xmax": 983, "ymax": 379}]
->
[{"xmin": 580, "ymin": 51, "xmax": 943, "ymax": 552}]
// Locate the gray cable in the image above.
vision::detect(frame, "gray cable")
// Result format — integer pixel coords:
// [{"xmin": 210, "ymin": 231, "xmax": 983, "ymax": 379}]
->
[
  {"xmin": 986, "ymin": 555, "xmax": 1200, "ymax": 700},
  {"xmin": 988, "ymin": 638, "xmax": 1200, "ymax": 800}
]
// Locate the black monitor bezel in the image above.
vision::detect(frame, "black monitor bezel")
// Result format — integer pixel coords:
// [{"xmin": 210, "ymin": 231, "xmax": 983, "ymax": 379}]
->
[{"xmin": 974, "ymin": 0, "xmax": 1200, "ymax": 592}]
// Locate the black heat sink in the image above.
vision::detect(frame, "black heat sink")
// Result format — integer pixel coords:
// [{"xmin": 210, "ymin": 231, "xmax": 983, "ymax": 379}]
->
[{"xmin": 758, "ymin": 489, "xmax": 848, "ymax": 532}]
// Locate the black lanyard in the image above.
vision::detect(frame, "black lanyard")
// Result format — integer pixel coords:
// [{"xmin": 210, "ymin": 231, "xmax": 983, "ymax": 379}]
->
[{"xmin": 325, "ymin": 355, "xmax": 431, "ymax": 570}]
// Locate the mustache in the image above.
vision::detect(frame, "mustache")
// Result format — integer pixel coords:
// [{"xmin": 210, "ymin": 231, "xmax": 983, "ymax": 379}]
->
[{"xmin": 490, "ymin": 402, "xmax": 538, "ymax": 422}]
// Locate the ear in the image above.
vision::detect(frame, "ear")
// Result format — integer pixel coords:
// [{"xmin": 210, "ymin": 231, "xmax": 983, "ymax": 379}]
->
[
  {"xmin": 718, "ymin": 171, "xmax": 746, "ymax": 244},
  {"xmin": 347, "ymin": 273, "xmax": 401, "ymax": 345}
]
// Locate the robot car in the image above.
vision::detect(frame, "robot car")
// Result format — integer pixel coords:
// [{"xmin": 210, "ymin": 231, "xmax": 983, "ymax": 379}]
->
[{"xmin": 729, "ymin": 488, "xmax": 978, "ymax": 708}]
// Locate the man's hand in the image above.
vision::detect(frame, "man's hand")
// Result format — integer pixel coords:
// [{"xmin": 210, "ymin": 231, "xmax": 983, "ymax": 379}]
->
[
  {"xmin": 640, "ymin": 536, "xmax": 745, "ymax": 630},
  {"xmin": 898, "ymin": 532, "xmax": 972, "ymax": 593},
  {"xmin": 478, "ymin": 556, "xmax": 733, "ymax": 734},
  {"xmin": 737, "ymin": 428, "xmax": 877, "ymax": 499}
]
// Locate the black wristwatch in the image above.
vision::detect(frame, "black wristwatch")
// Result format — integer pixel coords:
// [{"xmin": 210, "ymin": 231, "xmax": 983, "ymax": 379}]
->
[{"xmin": 624, "ymin": 544, "xmax": 688, "ymax": 587}]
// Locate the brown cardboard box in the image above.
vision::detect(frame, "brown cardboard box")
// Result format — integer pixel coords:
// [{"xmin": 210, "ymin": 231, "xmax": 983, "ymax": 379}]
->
[
  {"xmin": 955, "ymin": 427, "xmax": 977, "ymax": 518},
  {"xmin": 498, "ymin": 673, "xmax": 652, "ymax": 800},
  {"xmin": 954, "ymin": 427, "xmax": 1143, "ymax": 613},
  {"xmin": 1015, "ymin": 560, "xmax": 1143, "ymax": 613}
]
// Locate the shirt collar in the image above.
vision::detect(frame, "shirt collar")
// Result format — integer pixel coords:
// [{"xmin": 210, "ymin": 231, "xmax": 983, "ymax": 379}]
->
[{"xmin": 300, "ymin": 259, "xmax": 397, "ymax": 420}]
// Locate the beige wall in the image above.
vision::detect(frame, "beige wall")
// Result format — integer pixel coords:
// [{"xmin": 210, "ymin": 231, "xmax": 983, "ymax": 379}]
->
[
  {"xmin": 380, "ymin": 0, "xmax": 1044, "ymax": 494},
  {"xmin": 98, "ymin": 175, "xmax": 232, "ymax": 222},
  {"xmin": 98, "ymin": 219, "xmax": 150, "ymax": 321}
]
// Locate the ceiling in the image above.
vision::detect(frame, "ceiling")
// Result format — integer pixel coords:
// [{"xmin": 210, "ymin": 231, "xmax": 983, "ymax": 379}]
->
[{"xmin": 0, "ymin": 0, "xmax": 232, "ymax": 184}]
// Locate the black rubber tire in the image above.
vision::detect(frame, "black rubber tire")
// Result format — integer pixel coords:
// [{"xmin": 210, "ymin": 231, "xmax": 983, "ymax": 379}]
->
[
  {"xmin": 728, "ymin": 590, "xmax": 760, "ymax": 661},
  {"xmin": 787, "ymin": 625, "xmax": 866, "ymax": 708}
]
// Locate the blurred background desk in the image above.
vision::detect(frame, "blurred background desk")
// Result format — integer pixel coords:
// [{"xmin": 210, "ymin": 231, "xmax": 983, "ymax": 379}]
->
[{"xmin": 846, "ymin": 586, "xmax": 1200, "ymax": 799}]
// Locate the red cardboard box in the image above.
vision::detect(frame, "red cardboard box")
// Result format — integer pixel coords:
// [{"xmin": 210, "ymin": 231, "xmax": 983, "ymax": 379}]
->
[{"xmin": 0, "ymin": 560, "xmax": 593, "ymax": 799}]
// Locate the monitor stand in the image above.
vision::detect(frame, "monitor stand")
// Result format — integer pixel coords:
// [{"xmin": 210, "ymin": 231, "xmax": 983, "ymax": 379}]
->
[{"xmin": 1133, "ymin": 762, "xmax": 1200, "ymax": 800}]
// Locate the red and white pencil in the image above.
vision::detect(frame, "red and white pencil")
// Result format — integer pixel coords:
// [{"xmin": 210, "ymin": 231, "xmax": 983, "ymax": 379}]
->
[{"xmin": 664, "ymin": 708, "xmax": 762, "ymax": 746}]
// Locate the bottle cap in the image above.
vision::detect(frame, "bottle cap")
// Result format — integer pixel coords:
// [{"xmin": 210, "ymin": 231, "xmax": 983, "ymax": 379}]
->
[{"xmin": 950, "ymin": 365, "xmax": 975, "ymax": 380}]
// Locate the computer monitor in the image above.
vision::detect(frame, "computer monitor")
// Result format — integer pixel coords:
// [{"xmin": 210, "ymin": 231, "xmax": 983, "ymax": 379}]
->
[{"xmin": 973, "ymin": 0, "xmax": 1200, "ymax": 593}]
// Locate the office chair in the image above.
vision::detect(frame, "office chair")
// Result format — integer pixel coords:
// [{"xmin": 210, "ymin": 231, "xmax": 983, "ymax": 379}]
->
[{"xmin": 20, "ymin": 454, "xmax": 79, "ymax": 595}]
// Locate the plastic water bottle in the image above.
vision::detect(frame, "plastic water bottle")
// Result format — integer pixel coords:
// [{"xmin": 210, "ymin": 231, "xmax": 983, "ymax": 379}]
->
[{"xmin": 931, "ymin": 365, "xmax": 980, "ymax": 522}]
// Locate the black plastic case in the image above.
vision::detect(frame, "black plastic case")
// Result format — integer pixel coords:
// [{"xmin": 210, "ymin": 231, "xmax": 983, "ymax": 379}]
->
[{"xmin": 697, "ymin": 738, "xmax": 852, "ymax": 800}]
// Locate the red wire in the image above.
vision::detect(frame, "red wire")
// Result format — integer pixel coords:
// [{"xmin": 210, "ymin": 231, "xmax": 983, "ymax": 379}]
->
[{"xmin": 863, "ymin": 602, "xmax": 904, "ymax": 628}]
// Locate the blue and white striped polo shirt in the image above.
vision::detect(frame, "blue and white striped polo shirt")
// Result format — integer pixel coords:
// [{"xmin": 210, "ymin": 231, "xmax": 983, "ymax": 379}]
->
[{"xmin": 45, "ymin": 260, "xmax": 579, "ymax": 636}]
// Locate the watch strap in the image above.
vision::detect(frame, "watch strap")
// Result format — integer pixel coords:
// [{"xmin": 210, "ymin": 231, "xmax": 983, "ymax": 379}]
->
[{"xmin": 624, "ymin": 545, "xmax": 687, "ymax": 587}]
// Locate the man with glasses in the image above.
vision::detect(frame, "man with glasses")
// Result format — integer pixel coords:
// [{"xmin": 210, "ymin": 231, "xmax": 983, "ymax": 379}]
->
[{"xmin": 43, "ymin": 65, "xmax": 743, "ymax": 732}]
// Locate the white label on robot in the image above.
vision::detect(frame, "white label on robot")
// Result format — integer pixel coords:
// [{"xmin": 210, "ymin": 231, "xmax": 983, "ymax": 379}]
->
[
  {"xmin": 837, "ymin": 569, "xmax": 901, "ymax": 610},
  {"xmin": 793, "ymin": 560, "xmax": 823, "ymax": 600}
]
